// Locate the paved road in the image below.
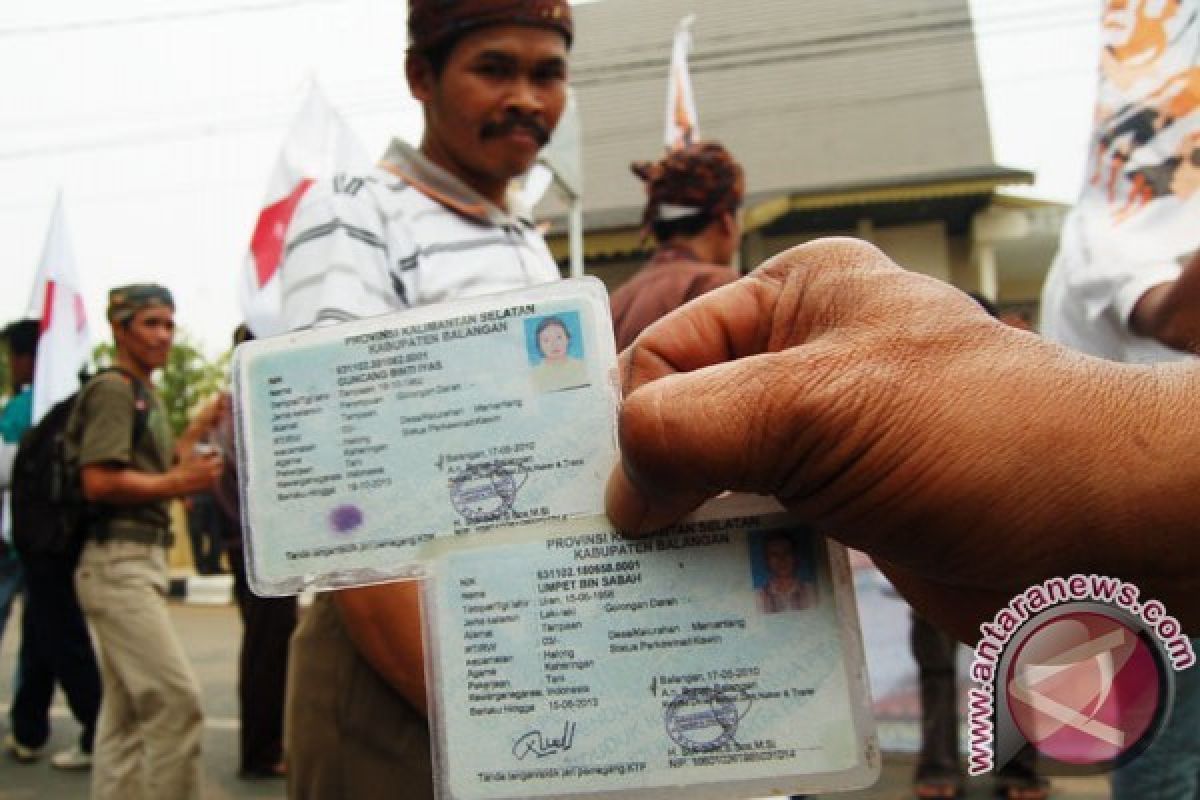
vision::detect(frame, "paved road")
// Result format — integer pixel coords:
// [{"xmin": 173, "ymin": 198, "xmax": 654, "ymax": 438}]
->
[{"xmin": 0, "ymin": 600, "xmax": 283, "ymax": 800}]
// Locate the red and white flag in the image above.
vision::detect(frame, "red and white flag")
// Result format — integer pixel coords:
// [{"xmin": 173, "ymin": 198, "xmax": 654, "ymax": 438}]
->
[
  {"xmin": 240, "ymin": 83, "xmax": 371, "ymax": 337},
  {"xmin": 664, "ymin": 15, "xmax": 700, "ymax": 151},
  {"xmin": 26, "ymin": 193, "xmax": 92, "ymax": 423}
]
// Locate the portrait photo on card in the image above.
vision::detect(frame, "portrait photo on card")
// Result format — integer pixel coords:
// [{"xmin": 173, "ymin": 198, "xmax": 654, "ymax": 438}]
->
[
  {"xmin": 749, "ymin": 529, "xmax": 818, "ymax": 614},
  {"xmin": 525, "ymin": 311, "xmax": 590, "ymax": 393}
]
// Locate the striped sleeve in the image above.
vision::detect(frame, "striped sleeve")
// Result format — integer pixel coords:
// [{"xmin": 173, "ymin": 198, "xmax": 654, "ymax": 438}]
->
[{"xmin": 279, "ymin": 176, "xmax": 406, "ymax": 331}]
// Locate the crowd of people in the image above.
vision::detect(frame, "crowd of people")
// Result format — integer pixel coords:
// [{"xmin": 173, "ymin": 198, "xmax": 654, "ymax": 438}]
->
[
  {"xmin": 1, "ymin": 0, "xmax": 1200, "ymax": 799},
  {"xmin": 0, "ymin": 290, "xmax": 295, "ymax": 798}
]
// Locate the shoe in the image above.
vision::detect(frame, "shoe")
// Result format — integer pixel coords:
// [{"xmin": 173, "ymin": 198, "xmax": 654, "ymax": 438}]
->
[
  {"xmin": 3, "ymin": 733, "xmax": 41, "ymax": 764},
  {"xmin": 51, "ymin": 745, "xmax": 92, "ymax": 770}
]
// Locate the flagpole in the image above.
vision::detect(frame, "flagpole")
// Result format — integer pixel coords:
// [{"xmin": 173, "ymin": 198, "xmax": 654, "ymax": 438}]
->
[
  {"xmin": 568, "ymin": 200, "xmax": 584, "ymax": 279},
  {"xmin": 526, "ymin": 90, "xmax": 584, "ymax": 279}
]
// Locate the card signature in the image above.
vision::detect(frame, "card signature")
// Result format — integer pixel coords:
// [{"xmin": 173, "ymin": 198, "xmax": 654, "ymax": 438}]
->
[{"xmin": 512, "ymin": 721, "xmax": 576, "ymax": 760}]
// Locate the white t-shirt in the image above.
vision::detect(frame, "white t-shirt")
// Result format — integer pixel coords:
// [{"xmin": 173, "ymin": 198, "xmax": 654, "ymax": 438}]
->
[
  {"xmin": 1041, "ymin": 0, "xmax": 1200, "ymax": 364},
  {"xmin": 280, "ymin": 139, "xmax": 561, "ymax": 330}
]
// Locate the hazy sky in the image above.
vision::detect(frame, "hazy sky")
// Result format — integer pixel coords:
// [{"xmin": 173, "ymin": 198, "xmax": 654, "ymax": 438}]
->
[{"xmin": 0, "ymin": 0, "xmax": 1099, "ymax": 355}]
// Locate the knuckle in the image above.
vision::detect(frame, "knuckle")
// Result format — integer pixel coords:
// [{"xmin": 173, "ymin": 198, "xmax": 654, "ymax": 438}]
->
[{"xmin": 760, "ymin": 237, "xmax": 895, "ymax": 283}]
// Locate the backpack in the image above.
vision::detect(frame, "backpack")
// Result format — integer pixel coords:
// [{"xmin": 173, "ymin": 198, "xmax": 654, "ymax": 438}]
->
[{"xmin": 10, "ymin": 368, "xmax": 151, "ymax": 562}]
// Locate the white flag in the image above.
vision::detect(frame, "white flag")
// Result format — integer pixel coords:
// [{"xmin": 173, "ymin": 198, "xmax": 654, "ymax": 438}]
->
[
  {"xmin": 240, "ymin": 83, "xmax": 371, "ymax": 337},
  {"xmin": 26, "ymin": 193, "xmax": 92, "ymax": 423},
  {"xmin": 664, "ymin": 15, "xmax": 700, "ymax": 151}
]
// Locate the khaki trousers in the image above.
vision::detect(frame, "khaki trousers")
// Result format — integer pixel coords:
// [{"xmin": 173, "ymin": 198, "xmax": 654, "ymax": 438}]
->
[{"xmin": 75, "ymin": 539, "xmax": 205, "ymax": 800}]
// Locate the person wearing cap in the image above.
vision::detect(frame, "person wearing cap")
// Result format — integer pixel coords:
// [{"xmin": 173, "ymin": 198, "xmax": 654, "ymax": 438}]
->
[
  {"xmin": 69, "ymin": 284, "xmax": 224, "ymax": 800},
  {"xmin": 276, "ymin": 2, "xmax": 571, "ymax": 797},
  {"xmin": 610, "ymin": 141, "xmax": 745, "ymax": 350}
]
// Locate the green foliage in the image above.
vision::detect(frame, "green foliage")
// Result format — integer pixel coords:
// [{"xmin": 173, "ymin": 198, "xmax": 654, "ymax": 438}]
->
[
  {"xmin": 91, "ymin": 341, "xmax": 115, "ymax": 370},
  {"xmin": 91, "ymin": 330, "xmax": 229, "ymax": 437},
  {"xmin": 157, "ymin": 332, "xmax": 230, "ymax": 436}
]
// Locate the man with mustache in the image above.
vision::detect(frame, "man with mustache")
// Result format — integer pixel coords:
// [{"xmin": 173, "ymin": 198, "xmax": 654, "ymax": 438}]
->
[{"xmin": 276, "ymin": 2, "xmax": 571, "ymax": 797}]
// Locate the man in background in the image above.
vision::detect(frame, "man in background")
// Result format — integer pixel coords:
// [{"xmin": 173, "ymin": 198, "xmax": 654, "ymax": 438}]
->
[
  {"xmin": 70, "ymin": 284, "xmax": 223, "ymax": 800},
  {"xmin": 278, "ymin": 1, "xmax": 571, "ymax": 797},
  {"xmin": 610, "ymin": 140, "xmax": 745, "ymax": 350},
  {"xmin": 213, "ymin": 324, "xmax": 295, "ymax": 781}
]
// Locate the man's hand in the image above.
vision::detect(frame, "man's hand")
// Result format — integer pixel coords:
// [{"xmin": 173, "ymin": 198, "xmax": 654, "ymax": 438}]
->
[
  {"xmin": 1130, "ymin": 250, "xmax": 1200, "ymax": 354},
  {"xmin": 176, "ymin": 392, "xmax": 230, "ymax": 458},
  {"xmin": 170, "ymin": 452, "xmax": 223, "ymax": 496},
  {"xmin": 191, "ymin": 392, "xmax": 229, "ymax": 430},
  {"xmin": 606, "ymin": 238, "xmax": 1200, "ymax": 639}
]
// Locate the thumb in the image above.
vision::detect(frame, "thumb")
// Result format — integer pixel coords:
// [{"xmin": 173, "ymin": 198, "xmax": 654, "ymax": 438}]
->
[{"xmin": 605, "ymin": 351, "xmax": 789, "ymax": 534}]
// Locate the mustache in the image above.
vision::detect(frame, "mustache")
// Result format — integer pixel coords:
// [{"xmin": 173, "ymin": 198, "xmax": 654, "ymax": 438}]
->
[{"xmin": 480, "ymin": 114, "xmax": 550, "ymax": 146}]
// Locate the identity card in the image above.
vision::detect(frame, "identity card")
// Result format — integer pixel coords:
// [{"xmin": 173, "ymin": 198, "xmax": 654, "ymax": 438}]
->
[
  {"xmin": 233, "ymin": 279, "xmax": 619, "ymax": 595},
  {"xmin": 423, "ymin": 495, "xmax": 880, "ymax": 800}
]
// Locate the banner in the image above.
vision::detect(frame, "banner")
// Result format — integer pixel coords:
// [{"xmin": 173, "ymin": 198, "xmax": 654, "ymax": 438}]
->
[{"xmin": 240, "ymin": 83, "xmax": 371, "ymax": 337}]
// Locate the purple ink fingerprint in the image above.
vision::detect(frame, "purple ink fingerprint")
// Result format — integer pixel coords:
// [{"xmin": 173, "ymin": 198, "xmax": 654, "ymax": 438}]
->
[{"xmin": 330, "ymin": 504, "xmax": 364, "ymax": 534}]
